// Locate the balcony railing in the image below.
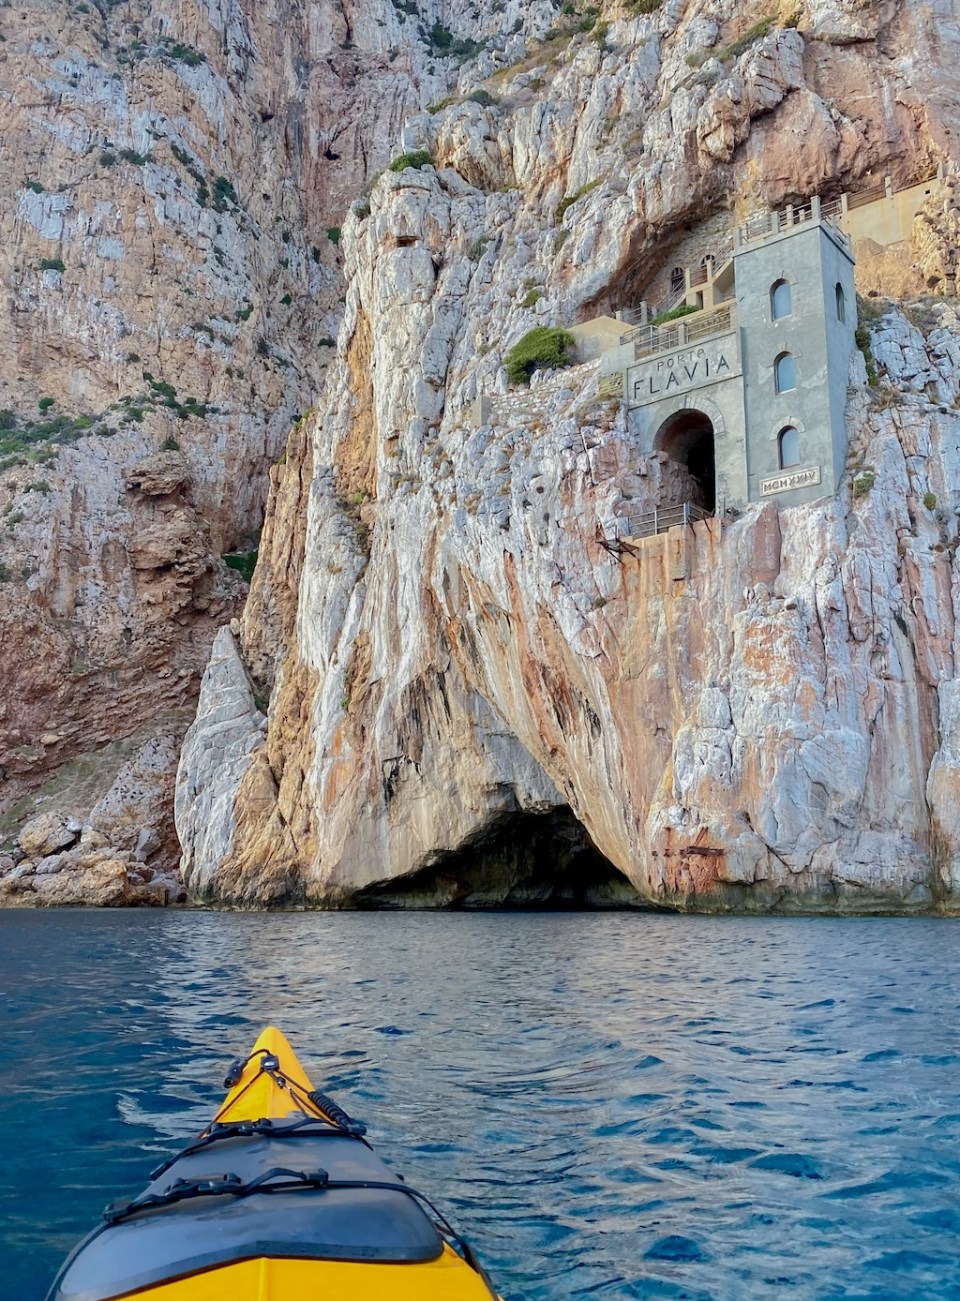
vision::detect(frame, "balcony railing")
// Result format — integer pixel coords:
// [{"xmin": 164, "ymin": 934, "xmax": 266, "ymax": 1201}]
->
[
  {"xmin": 845, "ymin": 184, "xmax": 886, "ymax": 211},
  {"xmin": 736, "ymin": 195, "xmax": 848, "ymax": 249},
  {"xmin": 619, "ymin": 501, "xmax": 713, "ymax": 538},
  {"xmin": 621, "ymin": 302, "xmax": 736, "ymax": 359},
  {"xmin": 631, "ymin": 168, "xmax": 943, "ymax": 331},
  {"xmin": 845, "ymin": 168, "xmax": 941, "ymax": 212}
]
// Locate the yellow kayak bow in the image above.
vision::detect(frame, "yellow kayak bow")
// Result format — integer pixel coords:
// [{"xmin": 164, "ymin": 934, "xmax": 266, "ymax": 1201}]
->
[{"xmin": 49, "ymin": 1026, "xmax": 499, "ymax": 1300}]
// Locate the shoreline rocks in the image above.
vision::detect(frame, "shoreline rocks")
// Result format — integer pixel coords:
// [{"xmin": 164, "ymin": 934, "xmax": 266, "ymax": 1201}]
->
[{"xmin": 0, "ymin": 810, "xmax": 185, "ymax": 909}]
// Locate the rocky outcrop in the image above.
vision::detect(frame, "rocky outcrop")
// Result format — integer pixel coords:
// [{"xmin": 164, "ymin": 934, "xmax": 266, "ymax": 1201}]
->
[
  {"xmin": 1, "ymin": 850, "xmax": 176, "ymax": 907},
  {"xmin": 0, "ymin": 718, "xmax": 189, "ymax": 905},
  {"xmin": 170, "ymin": 0, "xmax": 960, "ymax": 912},
  {"xmin": 1, "ymin": 789, "xmax": 185, "ymax": 907},
  {"xmin": 0, "ymin": 0, "xmax": 527, "ymax": 865},
  {"xmin": 697, "ymin": 32, "xmax": 805, "ymax": 165},
  {"xmin": 914, "ymin": 174, "xmax": 960, "ymax": 296},
  {"xmin": 928, "ymin": 680, "xmax": 960, "ymax": 897},
  {"xmin": 175, "ymin": 625, "xmax": 266, "ymax": 896},
  {"xmin": 177, "ymin": 308, "xmax": 960, "ymax": 912},
  {"xmin": 0, "ymin": 432, "xmax": 244, "ymax": 832},
  {"xmin": 0, "ymin": 0, "xmax": 957, "ymax": 907}
]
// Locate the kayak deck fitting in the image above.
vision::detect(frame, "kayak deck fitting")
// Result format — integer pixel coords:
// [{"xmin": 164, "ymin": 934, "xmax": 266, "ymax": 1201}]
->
[{"xmin": 48, "ymin": 1027, "xmax": 499, "ymax": 1300}]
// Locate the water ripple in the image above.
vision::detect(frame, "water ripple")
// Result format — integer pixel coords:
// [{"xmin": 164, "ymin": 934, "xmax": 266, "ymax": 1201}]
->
[{"xmin": 1, "ymin": 912, "xmax": 960, "ymax": 1299}]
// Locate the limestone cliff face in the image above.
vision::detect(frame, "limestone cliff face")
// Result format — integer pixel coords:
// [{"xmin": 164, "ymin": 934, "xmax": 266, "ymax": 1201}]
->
[
  {"xmin": 175, "ymin": 0, "xmax": 960, "ymax": 910},
  {"xmin": 0, "ymin": 0, "xmax": 505, "ymax": 891}
]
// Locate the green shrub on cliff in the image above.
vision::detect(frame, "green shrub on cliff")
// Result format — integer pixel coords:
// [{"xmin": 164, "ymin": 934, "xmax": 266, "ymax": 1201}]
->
[
  {"xmin": 855, "ymin": 324, "xmax": 878, "ymax": 386},
  {"xmin": 504, "ymin": 326, "xmax": 575, "ymax": 385},
  {"xmin": 719, "ymin": 15, "xmax": 775, "ymax": 60},
  {"xmin": 652, "ymin": 302, "xmax": 700, "ymax": 325},
  {"xmin": 388, "ymin": 150, "xmax": 434, "ymax": 172},
  {"xmin": 427, "ymin": 22, "xmax": 481, "ymax": 60},
  {"xmin": 556, "ymin": 177, "xmax": 602, "ymax": 224},
  {"xmin": 0, "ymin": 407, "xmax": 109, "ymax": 472},
  {"xmin": 224, "ymin": 549, "xmax": 258, "ymax": 583}
]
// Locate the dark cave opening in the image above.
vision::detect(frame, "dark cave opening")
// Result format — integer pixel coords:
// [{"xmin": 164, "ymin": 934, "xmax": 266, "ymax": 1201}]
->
[
  {"xmin": 654, "ymin": 409, "xmax": 716, "ymax": 513},
  {"xmin": 355, "ymin": 809, "xmax": 655, "ymax": 910}
]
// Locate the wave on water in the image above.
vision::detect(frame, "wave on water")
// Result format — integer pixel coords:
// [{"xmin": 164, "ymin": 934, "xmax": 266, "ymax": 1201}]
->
[{"xmin": 2, "ymin": 911, "xmax": 959, "ymax": 1300}]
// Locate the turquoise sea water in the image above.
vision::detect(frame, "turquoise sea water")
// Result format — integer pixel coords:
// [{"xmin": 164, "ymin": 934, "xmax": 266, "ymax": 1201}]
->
[{"xmin": 1, "ymin": 910, "xmax": 959, "ymax": 1299}]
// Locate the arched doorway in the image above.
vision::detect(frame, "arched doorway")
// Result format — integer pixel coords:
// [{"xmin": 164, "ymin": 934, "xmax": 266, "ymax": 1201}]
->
[{"xmin": 653, "ymin": 408, "xmax": 716, "ymax": 512}]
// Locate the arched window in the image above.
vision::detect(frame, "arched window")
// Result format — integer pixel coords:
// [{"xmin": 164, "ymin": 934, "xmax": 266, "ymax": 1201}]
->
[
  {"xmin": 778, "ymin": 426, "xmax": 801, "ymax": 469},
  {"xmin": 771, "ymin": 279, "xmax": 792, "ymax": 319},
  {"xmin": 835, "ymin": 282, "xmax": 846, "ymax": 322},
  {"xmin": 670, "ymin": 266, "xmax": 684, "ymax": 293},
  {"xmin": 774, "ymin": 351, "xmax": 796, "ymax": 393}
]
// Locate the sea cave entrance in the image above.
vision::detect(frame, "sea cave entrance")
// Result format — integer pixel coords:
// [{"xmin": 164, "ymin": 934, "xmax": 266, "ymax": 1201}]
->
[
  {"xmin": 654, "ymin": 409, "xmax": 716, "ymax": 513},
  {"xmin": 355, "ymin": 809, "xmax": 650, "ymax": 910}
]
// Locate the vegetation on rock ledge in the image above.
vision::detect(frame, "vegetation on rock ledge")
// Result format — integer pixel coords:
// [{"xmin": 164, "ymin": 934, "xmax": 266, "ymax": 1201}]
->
[
  {"xmin": 0, "ymin": 408, "xmax": 104, "ymax": 471},
  {"xmin": 556, "ymin": 177, "xmax": 603, "ymax": 224},
  {"xmin": 388, "ymin": 150, "xmax": 434, "ymax": 173},
  {"xmin": 505, "ymin": 326, "xmax": 576, "ymax": 385},
  {"xmin": 652, "ymin": 302, "xmax": 701, "ymax": 325},
  {"xmin": 223, "ymin": 549, "xmax": 258, "ymax": 583}
]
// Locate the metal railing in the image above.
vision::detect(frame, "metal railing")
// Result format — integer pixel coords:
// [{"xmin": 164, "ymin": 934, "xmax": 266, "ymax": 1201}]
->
[
  {"xmin": 622, "ymin": 301, "xmax": 736, "ymax": 358},
  {"xmin": 846, "ymin": 183, "xmax": 886, "ymax": 211},
  {"xmin": 736, "ymin": 197, "xmax": 846, "ymax": 247},
  {"xmin": 845, "ymin": 168, "xmax": 941, "ymax": 210},
  {"xmin": 651, "ymin": 279, "xmax": 687, "ymax": 317},
  {"xmin": 712, "ymin": 232, "xmax": 734, "ymax": 268},
  {"xmin": 648, "ymin": 231, "xmax": 736, "ymax": 315},
  {"xmin": 685, "ymin": 303, "xmax": 734, "ymax": 342},
  {"xmin": 741, "ymin": 209, "xmax": 775, "ymax": 242},
  {"xmin": 619, "ymin": 501, "xmax": 713, "ymax": 538},
  {"xmin": 617, "ymin": 166, "xmax": 943, "ymax": 359}
]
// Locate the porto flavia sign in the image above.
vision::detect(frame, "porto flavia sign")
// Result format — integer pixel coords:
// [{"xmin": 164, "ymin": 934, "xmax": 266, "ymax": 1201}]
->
[{"xmin": 629, "ymin": 339, "xmax": 737, "ymax": 404}]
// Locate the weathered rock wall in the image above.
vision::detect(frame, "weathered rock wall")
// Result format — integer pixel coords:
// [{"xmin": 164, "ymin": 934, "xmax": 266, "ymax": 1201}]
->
[
  {"xmin": 175, "ymin": 0, "xmax": 960, "ymax": 911},
  {"xmin": 3, "ymin": 0, "xmax": 959, "ymax": 907},
  {"xmin": 179, "ymin": 332, "xmax": 960, "ymax": 910},
  {"xmin": 0, "ymin": 0, "xmax": 513, "ymax": 881}
]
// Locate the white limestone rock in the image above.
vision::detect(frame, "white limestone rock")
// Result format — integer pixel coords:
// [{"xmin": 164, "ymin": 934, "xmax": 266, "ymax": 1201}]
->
[
  {"xmin": 175, "ymin": 626, "xmax": 265, "ymax": 896},
  {"xmin": 174, "ymin": 146, "xmax": 960, "ymax": 913},
  {"xmin": 1, "ymin": 0, "xmax": 950, "ymax": 911}
]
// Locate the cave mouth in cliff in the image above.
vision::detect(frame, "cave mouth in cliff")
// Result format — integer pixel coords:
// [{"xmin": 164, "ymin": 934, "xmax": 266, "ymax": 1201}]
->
[
  {"xmin": 654, "ymin": 409, "xmax": 716, "ymax": 512},
  {"xmin": 355, "ymin": 810, "xmax": 652, "ymax": 910}
]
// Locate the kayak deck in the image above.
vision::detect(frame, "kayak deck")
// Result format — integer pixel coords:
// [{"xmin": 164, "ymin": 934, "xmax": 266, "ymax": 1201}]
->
[
  {"xmin": 124, "ymin": 1249, "xmax": 497, "ymax": 1299},
  {"xmin": 50, "ymin": 1027, "xmax": 499, "ymax": 1301},
  {"xmin": 212, "ymin": 1026, "xmax": 323, "ymax": 1125}
]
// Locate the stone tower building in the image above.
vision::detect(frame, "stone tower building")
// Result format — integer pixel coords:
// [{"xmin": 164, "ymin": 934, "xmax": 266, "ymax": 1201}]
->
[{"xmin": 600, "ymin": 198, "xmax": 858, "ymax": 514}]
